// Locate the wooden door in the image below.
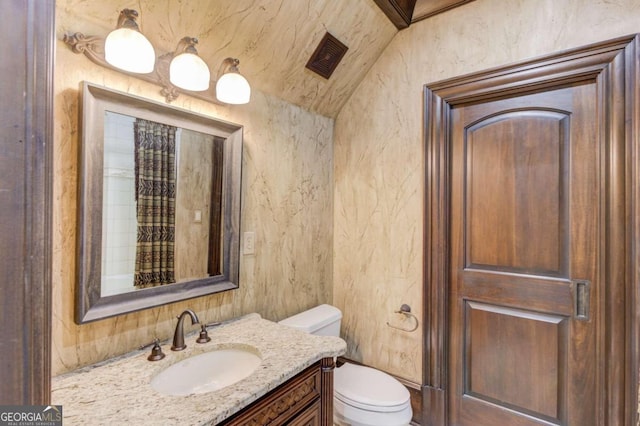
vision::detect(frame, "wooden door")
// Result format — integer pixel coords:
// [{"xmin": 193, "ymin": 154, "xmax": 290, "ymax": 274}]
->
[
  {"xmin": 422, "ymin": 36, "xmax": 640, "ymax": 426},
  {"xmin": 449, "ymin": 85, "xmax": 596, "ymax": 425}
]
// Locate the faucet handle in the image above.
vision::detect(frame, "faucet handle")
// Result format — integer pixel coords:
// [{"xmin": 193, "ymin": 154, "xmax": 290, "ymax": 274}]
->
[
  {"xmin": 141, "ymin": 338, "xmax": 166, "ymax": 361},
  {"xmin": 196, "ymin": 322, "xmax": 221, "ymax": 344},
  {"xmin": 196, "ymin": 324, "xmax": 211, "ymax": 343}
]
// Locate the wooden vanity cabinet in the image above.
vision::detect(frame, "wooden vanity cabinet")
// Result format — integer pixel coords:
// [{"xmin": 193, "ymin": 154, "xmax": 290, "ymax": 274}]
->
[{"xmin": 219, "ymin": 358, "xmax": 334, "ymax": 426}]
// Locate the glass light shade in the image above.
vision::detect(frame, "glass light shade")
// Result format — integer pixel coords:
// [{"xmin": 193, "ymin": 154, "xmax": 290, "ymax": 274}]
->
[
  {"xmin": 169, "ymin": 53, "xmax": 211, "ymax": 91},
  {"xmin": 104, "ymin": 28, "xmax": 155, "ymax": 74},
  {"xmin": 216, "ymin": 71, "xmax": 251, "ymax": 104}
]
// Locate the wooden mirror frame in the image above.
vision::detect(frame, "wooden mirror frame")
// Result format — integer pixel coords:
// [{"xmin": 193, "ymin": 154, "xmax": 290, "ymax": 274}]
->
[{"xmin": 76, "ymin": 82, "xmax": 242, "ymax": 323}]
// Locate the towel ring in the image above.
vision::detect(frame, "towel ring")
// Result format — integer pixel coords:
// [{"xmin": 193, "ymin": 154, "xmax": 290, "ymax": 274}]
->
[{"xmin": 386, "ymin": 304, "xmax": 419, "ymax": 332}]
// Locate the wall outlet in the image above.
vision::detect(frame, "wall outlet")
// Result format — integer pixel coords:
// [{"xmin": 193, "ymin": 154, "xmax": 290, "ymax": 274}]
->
[{"xmin": 243, "ymin": 231, "xmax": 255, "ymax": 255}]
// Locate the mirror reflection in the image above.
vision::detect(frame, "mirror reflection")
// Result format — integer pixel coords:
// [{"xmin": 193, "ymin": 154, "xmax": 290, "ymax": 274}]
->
[{"xmin": 101, "ymin": 112, "xmax": 224, "ymax": 296}]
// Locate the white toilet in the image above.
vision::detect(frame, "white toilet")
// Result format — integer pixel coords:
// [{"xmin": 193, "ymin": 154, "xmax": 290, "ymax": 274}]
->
[{"xmin": 279, "ymin": 304, "xmax": 413, "ymax": 426}]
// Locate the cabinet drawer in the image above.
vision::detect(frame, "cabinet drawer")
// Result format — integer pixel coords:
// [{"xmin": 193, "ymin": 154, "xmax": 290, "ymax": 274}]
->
[{"xmin": 286, "ymin": 400, "xmax": 320, "ymax": 426}]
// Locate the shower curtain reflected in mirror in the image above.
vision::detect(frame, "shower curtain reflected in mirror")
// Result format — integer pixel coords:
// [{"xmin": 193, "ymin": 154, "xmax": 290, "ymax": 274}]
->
[{"xmin": 133, "ymin": 118, "xmax": 177, "ymax": 288}]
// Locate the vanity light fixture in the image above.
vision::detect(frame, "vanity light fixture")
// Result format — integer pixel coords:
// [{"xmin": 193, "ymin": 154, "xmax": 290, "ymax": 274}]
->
[
  {"xmin": 104, "ymin": 9, "xmax": 155, "ymax": 74},
  {"xmin": 63, "ymin": 9, "xmax": 252, "ymax": 105},
  {"xmin": 169, "ymin": 37, "xmax": 210, "ymax": 92},
  {"xmin": 216, "ymin": 58, "xmax": 251, "ymax": 104}
]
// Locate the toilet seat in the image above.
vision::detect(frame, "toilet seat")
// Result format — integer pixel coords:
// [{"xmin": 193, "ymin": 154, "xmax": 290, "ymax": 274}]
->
[
  {"xmin": 334, "ymin": 363, "xmax": 411, "ymax": 413},
  {"xmin": 335, "ymin": 392, "xmax": 409, "ymax": 413},
  {"xmin": 334, "ymin": 396, "xmax": 413, "ymax": 426}
]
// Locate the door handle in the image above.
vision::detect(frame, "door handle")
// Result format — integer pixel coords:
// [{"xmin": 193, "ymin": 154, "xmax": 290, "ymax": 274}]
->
[{"xmin": 572, "ymin": 280, "xmax": 591, "ymax": 321}]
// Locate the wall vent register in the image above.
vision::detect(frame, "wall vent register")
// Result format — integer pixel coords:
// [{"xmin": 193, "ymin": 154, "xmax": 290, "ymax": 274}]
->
[{"xmin": 305, "ymin": 32, "xmax": 348, "ymax": 79}]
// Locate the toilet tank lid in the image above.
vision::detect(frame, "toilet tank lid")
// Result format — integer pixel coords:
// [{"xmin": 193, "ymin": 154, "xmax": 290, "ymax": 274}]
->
[{"xmin": 278, "ymin": 304, "xmax": 342, "ymax": 333}]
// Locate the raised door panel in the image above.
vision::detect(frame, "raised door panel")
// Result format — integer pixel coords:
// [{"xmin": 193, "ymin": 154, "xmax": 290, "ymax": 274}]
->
[
  {"xmin": 465, "ymin": 302, "xmax": 568, "ymax": 422},
  {"xmin": 465, "ymin": 111, "xmax": 569, "ymax": 276}
]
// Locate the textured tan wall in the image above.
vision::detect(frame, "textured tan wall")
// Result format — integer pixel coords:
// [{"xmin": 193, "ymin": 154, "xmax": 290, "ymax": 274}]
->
[
  {"xmin": 334, "ymin": 0, "xmax": 640, "ymax": 387},
  {"xmin": 53, "ymin": 6, "xmax": 334, "ymax": 375}
]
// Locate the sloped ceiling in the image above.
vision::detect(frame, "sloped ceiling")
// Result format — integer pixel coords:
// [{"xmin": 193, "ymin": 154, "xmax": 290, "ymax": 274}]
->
[{"xmin": 57, "ymin": 0, "xmax": 398, "ymax": 118}]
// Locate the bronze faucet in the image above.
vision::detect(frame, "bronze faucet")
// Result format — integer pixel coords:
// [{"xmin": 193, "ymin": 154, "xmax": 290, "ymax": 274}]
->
[{"xmin": 171, "ymin": 309, "xmax": 200, "ymax": 351}]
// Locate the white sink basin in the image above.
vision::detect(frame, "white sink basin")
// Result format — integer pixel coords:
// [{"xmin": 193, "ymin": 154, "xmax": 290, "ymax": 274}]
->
[{"xmin": 150, "ymin": 347, "xmax": 261, "ymax": 396}]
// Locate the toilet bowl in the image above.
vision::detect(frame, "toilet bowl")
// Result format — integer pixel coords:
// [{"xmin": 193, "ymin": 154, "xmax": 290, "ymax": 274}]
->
[
  {"xmin": 334, "ymin": 362, "xmax": 412, "ymax": 426},
  {"xmin": 278, "ymin": 304, "xmax": 413, "ymax": 426}
]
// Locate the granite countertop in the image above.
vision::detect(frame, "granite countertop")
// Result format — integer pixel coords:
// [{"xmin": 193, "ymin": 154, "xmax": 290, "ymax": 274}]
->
[{"xmin": 52, "ymin": 314, "xmax": 346, "ymax": 425}]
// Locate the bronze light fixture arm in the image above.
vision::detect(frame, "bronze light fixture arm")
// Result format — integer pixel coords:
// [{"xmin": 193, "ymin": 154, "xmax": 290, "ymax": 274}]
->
[
  {"xmin": 175, "ymin": 36, "xmax": 200, "ymax": 55},
  {"xmin": 116, "ymin": 9, "xmax": 141, "ymax": 31},
  {"xmin": 217, "ymin": 57, "xmax": 240, "ymax": 76}
]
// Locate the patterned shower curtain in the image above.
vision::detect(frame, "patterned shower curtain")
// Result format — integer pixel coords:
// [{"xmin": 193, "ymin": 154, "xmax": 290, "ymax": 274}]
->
[{"xmin": 133, "ymin": 119, "xmax": 177, "ymax": 288}]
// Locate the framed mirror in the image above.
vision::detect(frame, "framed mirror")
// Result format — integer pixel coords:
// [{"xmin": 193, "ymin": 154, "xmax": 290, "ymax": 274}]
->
[{"xmin": 76, "ymin": 82, "xmax": 242, "ymax": 323}]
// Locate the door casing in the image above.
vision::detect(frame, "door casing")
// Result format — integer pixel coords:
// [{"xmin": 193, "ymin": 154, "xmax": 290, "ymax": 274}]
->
[
  {"xmin": 0, "ymin": 0, "xmax": 54, "ymax": 404},
  {"xmin": 422, "ymin": 35, "xmax": 640, "ymax": 425}
]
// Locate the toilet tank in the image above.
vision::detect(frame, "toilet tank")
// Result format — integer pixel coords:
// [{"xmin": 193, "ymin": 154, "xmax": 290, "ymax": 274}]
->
[{"xmin": 278, "ymin": 304, "xmax": 342, "ymax": 336}]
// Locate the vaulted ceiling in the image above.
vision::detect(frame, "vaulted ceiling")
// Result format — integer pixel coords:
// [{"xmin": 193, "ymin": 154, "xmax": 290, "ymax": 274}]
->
[{"xmin": 57, "ymin": 0, "xmax": 473, "ymax": 118}]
